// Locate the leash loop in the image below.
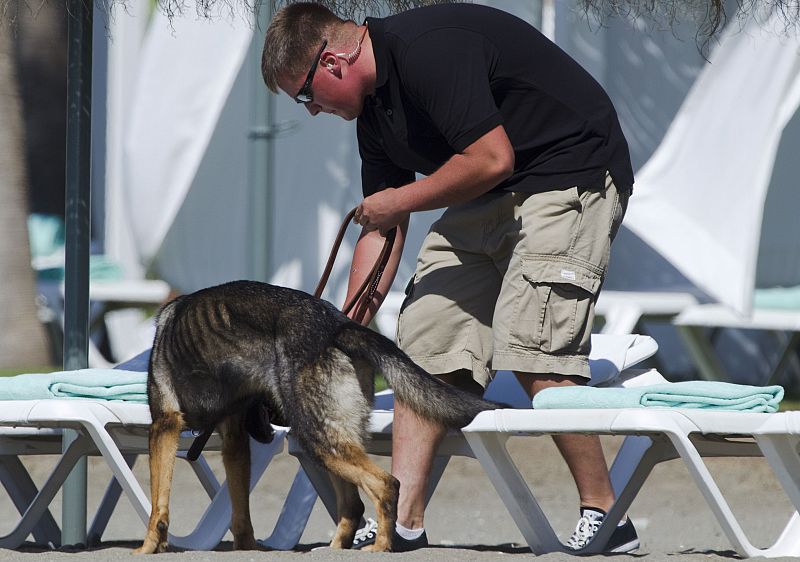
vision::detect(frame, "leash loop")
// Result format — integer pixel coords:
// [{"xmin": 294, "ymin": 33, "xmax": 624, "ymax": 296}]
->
[{"xmin": 314, "ymin": 207, "xmax": 397, "ymax": 322}]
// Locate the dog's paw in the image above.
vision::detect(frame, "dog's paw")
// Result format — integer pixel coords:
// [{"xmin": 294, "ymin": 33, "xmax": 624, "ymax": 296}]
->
[
  {"xmin": 131, "ymin": 541, "xmax": 157, "ymax": 555},
  {"xmin": 133, "ymin": 539, "xmax": 169, "ymax": 555}
]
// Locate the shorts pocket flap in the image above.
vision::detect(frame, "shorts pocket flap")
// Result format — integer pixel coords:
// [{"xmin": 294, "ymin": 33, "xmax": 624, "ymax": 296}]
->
[{"xmin": 521, "ymin": 256, "xmax": 602, "ymax": 294}]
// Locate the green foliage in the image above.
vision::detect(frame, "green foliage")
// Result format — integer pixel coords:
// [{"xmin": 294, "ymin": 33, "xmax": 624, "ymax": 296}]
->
[
  {"xmin": 0, "ymin": 366, "xmax": 58, "ymax": 377},
  {"xmin": 780, "ymin": 398, "xmax": 800, "ymax": 411}
]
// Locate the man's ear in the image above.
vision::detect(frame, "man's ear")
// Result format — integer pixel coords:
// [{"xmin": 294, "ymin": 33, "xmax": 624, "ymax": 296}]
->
[{"xmin": 320, "ymin": 52, "xmax": 340, "ymax": 75}]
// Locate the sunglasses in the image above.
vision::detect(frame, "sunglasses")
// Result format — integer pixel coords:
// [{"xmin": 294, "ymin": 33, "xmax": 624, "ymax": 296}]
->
[{"xmin": 294, "ymin": 40, "xmax": 328, "ymax": 104}]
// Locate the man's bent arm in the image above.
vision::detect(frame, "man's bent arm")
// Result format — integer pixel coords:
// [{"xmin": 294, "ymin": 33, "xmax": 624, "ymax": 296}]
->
[
  {"xmin": 356, "ymin": 125, "xmax": 514, "ymax": 232},
  {"xmin": 344, "ymin": 216, "xmax": 408, "ymax": 325}
]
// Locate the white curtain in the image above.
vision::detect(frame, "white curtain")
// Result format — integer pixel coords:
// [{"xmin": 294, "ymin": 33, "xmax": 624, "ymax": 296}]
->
[{"xmin": 122, "ymin": 8, "xmax": 253, "ymax": 266}]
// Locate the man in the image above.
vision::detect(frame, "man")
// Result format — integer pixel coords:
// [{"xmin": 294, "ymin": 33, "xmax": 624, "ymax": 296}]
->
[{"xmin": 262, "ymin": 2, "xmax": 638, "ymax": 553}]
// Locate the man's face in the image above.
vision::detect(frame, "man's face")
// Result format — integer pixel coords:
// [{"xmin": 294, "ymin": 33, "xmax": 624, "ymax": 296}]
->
[{"xmin": 278, "ymin": 50, "xmax": 365, "ymax": 121}]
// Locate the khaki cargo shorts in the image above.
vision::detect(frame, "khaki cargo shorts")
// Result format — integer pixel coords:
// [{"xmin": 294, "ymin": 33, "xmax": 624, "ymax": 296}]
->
[{"xmin": 396, "ymin": 174, "xmax": 629, "ymax": 389}]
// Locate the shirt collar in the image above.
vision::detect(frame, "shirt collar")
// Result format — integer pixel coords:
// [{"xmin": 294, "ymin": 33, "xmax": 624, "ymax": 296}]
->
[{"xmin": 365, "ymin": 17, "xmax": 388, "ymax": 90}]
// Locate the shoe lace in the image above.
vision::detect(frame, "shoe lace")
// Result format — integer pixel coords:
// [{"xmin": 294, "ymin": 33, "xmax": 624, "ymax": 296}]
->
[
  {"xmin": 353, "ymin": 518, "xmax": 378, "ymax": 544},
  {"xmin": 567, "ymin": 513, "xmax": 603, "ymax": 550}
]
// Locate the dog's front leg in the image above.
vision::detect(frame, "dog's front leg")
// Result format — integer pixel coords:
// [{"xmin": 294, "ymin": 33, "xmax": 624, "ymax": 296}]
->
[
  {"xmin": 221, "ymin": 415, "xmax": 258, "ymax": 550},
  {"xmin": 134, "ymin": 411, "xmax": 184, "ymax": 554}
]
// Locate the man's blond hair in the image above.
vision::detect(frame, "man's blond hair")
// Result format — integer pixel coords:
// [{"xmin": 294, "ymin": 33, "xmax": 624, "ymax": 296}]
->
[{"xmin": 262, "ymin": 2, "xmax": 355, "ymax": 93}]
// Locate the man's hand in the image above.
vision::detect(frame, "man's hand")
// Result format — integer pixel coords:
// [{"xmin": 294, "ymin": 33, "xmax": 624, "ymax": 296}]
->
[{"xmin": 353, "ymin": 188, "xmax": 409, "ymax": 234}]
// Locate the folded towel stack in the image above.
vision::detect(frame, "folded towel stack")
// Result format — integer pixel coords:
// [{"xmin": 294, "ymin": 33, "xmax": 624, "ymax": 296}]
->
[
  {"xmin": 533, "ymin": 381, "xmax": 784, "ymax": 413},
  {"xmin": 0, "ymin": 369, "xmax": 147, "ymax": 403}
]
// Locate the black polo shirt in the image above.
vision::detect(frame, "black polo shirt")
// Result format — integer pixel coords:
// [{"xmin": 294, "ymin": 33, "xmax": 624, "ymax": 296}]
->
[{"xmin": 357, "ymin": 4, "xmax": 634, "ymax": 198}]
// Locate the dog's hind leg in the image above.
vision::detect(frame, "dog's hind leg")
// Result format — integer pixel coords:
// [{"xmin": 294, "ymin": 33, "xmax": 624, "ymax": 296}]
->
[
  {"xmin": 320, "ymin": 445, "xmax": 399, "ymax": 552},
  {"xmin": 134, "ymin": 410, "xmax": 184, "ymax": 554},
  {"xmin": 220, "ymin": 414, "xmax": 258, "ymax": 550},
  {"xmin": 328, "ymin": 474, "xmax": 364, "ymax": 549},
  {"xmin": 301, "ymin": 349, "xmax": 396, "ymax": 550}
]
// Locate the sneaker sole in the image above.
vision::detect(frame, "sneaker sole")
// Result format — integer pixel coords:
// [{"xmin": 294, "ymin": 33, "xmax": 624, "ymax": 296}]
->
[{"xmin": 608, "ymin": 538, "xmax": 640, "ymax": 553}]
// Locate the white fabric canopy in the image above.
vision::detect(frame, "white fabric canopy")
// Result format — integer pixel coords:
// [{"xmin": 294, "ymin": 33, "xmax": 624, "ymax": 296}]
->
[
  {"xmin": 624, "ymin": 10, "xmax": 800, "ymax": 315},
  {"xmin": 122, "ymin": 9, "xmax": 253, "ymax": 265}
]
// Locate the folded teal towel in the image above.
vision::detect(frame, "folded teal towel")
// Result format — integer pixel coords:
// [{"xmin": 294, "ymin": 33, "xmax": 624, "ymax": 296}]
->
[
  {"xmin": 0, "ymin": 369, "xmax": 147, "ymax": 403},
  {"xmin": 754, "ymin": 286, "xmax": 800, "ymax": 310},
  {"xmin": 533, "ymin": 381, "xmax": 784, "ymax": 413}
]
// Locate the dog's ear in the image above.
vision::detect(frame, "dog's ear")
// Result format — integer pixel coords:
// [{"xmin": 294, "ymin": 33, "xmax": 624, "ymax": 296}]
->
[{"xmin": 244, "ymin": 398, "xmax": 275, "ymax": 443}]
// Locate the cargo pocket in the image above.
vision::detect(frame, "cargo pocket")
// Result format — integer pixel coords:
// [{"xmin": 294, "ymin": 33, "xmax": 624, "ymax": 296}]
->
[{"xmin": 510, "ymin": 255, "xmax": 602, "ymax": 354}]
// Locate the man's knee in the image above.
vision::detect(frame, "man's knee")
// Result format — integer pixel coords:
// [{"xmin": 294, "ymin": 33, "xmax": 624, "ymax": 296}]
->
[{"xmin": 435, "ymin": 369, "xmax": 485, "ymax": 396}]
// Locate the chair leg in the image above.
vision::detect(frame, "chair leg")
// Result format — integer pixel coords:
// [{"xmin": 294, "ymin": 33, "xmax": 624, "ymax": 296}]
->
[
  {"xmin": 665, "ymin": 428, "xmax": 769, "ymax": 557},
  {"xmin": 0, "ymin": 436, "xmax": 90, "ymax": 549},
  {"xmin": 579, "ymin": 435, "xmax": 676, "ymax": 555},
  {"xmin": 83, "ymin": 423, "xmax": 151, "ymax": 525},
  {"xmin": 261, "ymin": 466, "xmax": 319, "ymax": 550},
  {"xmin": 755, "ymin": 434, "xmax": 800, "ymax": 557},
  {"xmin": 675, "ymin": 324, "xmax": 729, "ymax": 381},
  {"xmin": 766, "ymin": 332, "xmax": 800, "ymax": 386},
  {"xmin": 294, "ymin": 450, "xmax": 339, "ymax": 522},
  {"xmin": 0, "ymin": 455, "xmax": 62, "ymax": 547},
  {"xmin": 88, "ymin": 447, "xmax": 225, "ymax": 550},
  {"xmin": 87, "ymin": 454, "xmax": 138, "ymax": 545},
  {"xmin": 177, "ymin": 451, "xmax": 220, "ymax": 498},
  {"xmin": 463, "ymin": 431, "xmax": 562, "ymax": 554},
  {"xmin": 757, "ymin": 435, "xmax": 800, "ymax": 511},
  {"xmin": 169, "ymin": 435, "xmax": 284, "ymax": 551}
]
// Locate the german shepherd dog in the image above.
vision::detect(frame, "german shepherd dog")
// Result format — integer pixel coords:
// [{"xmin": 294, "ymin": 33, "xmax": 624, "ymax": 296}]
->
[{"xmin": 134, "ymin": 280, "xmax": 497, "ymax": 553}]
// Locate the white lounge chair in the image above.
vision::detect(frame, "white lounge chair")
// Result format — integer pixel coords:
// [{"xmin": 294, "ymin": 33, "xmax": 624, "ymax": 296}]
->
[
  {"xmin": 0, "ymin": 398, "xmax": 315, "ymax": 550},
  {"xmin": 462, "ymin": 400, "xmax": 800, "ymax": 557},
  {"xmin": 674, "ymin": 302, "xmax": 800, "ymax": 384},
  {"xmin": 595, "ymin": 290, "xmax": 698, "ymax": 335}
]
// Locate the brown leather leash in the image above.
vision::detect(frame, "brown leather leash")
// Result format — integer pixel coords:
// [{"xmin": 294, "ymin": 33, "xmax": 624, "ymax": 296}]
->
[
  {"xmin": 187, "ymin": 208, "xmax": 396, "ymax": 461},
  {"xmin": 314, "ymin": 207, "xmax": 397, "ymax": 321}
]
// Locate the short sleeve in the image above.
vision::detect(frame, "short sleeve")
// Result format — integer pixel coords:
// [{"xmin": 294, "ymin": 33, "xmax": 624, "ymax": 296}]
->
[{"xmin": 401, "ymin": 29, "xmax": 503, "ymax": 153}]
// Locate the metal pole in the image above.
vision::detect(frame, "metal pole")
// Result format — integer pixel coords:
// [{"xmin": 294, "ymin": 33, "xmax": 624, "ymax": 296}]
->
[
  {"xmin": 249, "ymin": 1, "xmax": 274, "ymax": 281},
  {"xmin": 62, "ymin": 0, "xmax": 93, "ymax": 546}
]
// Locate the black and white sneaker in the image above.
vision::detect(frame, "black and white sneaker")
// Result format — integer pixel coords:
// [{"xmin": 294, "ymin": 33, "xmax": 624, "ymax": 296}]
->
[
  {"xmin": 351, "ymin": 518, "xmax": 429, "ymax": 552},
  {"xmin": 352, "ymin": 518, "xmax": 379, "ymax": 548},
  {"xmin": 566, "ymin": 508, "xmax": 639, "ymax": 553}
]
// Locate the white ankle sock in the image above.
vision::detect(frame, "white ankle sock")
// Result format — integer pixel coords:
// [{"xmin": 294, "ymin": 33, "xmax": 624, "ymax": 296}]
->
[
  {"xmin": 395, "ymin": 522, "xmax": 424, "ymax": 540},
  {"xmin": 582, "ymin": 507, "xmax": 628, "ymax": 527}
]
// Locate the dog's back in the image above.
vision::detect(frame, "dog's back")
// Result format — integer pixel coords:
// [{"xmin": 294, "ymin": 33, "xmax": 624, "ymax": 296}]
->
[{"xmin": 147, "ymin": 281, "xmax": 349, "ymax": 431}]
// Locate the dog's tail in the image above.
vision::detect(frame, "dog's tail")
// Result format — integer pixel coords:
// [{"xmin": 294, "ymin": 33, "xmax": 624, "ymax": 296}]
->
[{"xmin": 333, "ymin": 323, "xmax": 499, "ymax": 429}]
